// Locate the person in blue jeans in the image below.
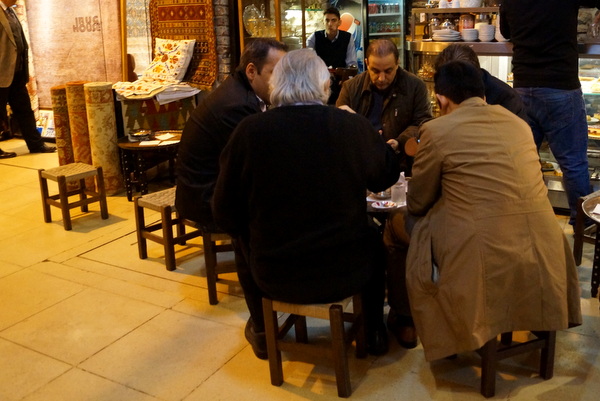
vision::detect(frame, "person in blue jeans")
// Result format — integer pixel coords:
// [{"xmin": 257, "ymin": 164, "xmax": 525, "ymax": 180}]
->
[{"xmin": 500, "ymin": 0, "xmax": 600, "ymax": 225}]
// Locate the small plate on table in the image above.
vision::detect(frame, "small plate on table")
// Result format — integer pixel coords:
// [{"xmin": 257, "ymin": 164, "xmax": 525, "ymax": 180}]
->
[
  {"xmin": 588, "ymin": 117, "xmax": 599, "ymax": 124},
  {"xmin": 371, "ymin": 201, "xmax": 398, "ymax": 210}
]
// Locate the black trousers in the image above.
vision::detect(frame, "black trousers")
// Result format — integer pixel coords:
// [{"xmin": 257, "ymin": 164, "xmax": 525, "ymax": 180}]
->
[
  {"xmin": 234, "ymin": 234, "xmax": 386, "ymax": 334},
  {"xmin": 0, "ymin": 70, "xmax": 45, "ymax": 152}
]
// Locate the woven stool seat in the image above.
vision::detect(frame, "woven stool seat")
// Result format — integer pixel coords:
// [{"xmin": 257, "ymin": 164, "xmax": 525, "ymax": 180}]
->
[
  {"xmin": 38, "ymin": 162, "xmax": 109, "ymax": 231},
  {"xmin": 137, "ymin": 186, "xmax": 177, "ymax": 211},
  {"xmin": 135, "ymin": 187, "xmax": 202, "ymax": 271},
  {"xmin": 40, "ymin": 162, "xmax": 101, "ymax": 181}
]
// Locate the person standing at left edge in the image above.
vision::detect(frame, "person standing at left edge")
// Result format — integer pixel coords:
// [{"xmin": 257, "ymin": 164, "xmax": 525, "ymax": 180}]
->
[{"xmin": 0, "ymin": 0, "xmax": 55, "ymax": 158}]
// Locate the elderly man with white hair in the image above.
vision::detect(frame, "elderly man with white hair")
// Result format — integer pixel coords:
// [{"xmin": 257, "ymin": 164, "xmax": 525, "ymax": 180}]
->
[{"xmin": 213, "ymin": 49, "xmax": 400, "ymax": 357}]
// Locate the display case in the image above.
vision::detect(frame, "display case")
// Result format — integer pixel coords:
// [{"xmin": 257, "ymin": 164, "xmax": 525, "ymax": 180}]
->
[
  {"xmin": 366, "ymin": 1, "xmax": 406, "ymax": 66},
  {"xmin": 238, "ymin": 0, "xmax": 326, "ymax": 51}
]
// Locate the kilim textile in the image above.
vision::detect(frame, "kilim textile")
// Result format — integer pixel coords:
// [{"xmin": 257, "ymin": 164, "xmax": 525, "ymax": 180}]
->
[
  {"xmin": 84, "ymin": 82, "xmax": 123, "ymax": 194},
  {"xmin": 66, "ymin": 81, "xmax": 95, "ymax": 190},
  {"xmin": 120, "ymin": 97, "xmax": 196, "ymax": 135},
  {"xmin": 50, "ymin": 85, "xmax": 74, "ymax": 166},
  {"xmin": 149, "ymin": 0, "xmax": 217, "ymax": 90}
]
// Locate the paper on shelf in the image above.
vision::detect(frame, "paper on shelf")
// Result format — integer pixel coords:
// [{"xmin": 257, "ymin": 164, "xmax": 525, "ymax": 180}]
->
[{"xmin": 139, "ymin": 140, "xmax": 161, "ymax": 146}]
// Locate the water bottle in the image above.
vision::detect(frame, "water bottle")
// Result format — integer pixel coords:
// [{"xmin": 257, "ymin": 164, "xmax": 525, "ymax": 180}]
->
[{"xmin": 391, "ymin": 173, "xmax": 407, "ymax": 205}]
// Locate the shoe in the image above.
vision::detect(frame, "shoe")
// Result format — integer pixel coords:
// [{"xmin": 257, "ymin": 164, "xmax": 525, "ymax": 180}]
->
[
  {"xmin": 366, "ymin": 323, "xmax": 389, "ymax": 356},
  {"xmin": 0, "ymin": 148, "xmax": 17, "ymax": 159},
  {"xmin": 387, "ymin": 310, "xmax": 418, "ymax": 349},
  {"xmin": 30, "ymin": 144, "xmax": 56, "ymax": 153},
  {"xmin": 244, "ymin": 318, "xmax": 268, "ymax": 360}
]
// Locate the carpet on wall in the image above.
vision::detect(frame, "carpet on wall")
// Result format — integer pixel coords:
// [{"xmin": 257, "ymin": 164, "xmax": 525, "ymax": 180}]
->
[
  {"xmin": 26, "ymin": 1, "xmax": 122, "ymax": 108},
  {"xmin": 149, "ymin": 0, "xmax": 218, "ymax": 90}
]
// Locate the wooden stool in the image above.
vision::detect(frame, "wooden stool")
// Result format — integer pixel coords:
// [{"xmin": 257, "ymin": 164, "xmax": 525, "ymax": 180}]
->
[
  {"xmin": 38, "ymin": 163, "xmax": 109, "ymax": 231},
  {"xmin": 134, "ymin": 187, "xmax": 202, "ymax": 271},
  {"xmin": 202, "ymin": 231, "xmax": 235, "ymax": 305},
  {"xmin": 477, "ymin": 331, "xmax": 556, "ymax": 398},
  {"xmin": 262, "ymin": 294, "xmax": 367, "ymax": 398}
]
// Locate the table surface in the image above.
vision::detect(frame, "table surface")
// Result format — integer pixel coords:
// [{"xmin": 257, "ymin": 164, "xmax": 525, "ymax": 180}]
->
[
  {"xmin": 117, "ymin": 132, "xmax": 181, "ymax": 151},
  {"xmin": 582, "ymin": 195, "xmax": 600, "ymax": 224}
]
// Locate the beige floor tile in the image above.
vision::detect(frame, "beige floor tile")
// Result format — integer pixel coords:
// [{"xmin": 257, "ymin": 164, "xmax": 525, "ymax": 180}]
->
[
  {"xmin": 1, "ymin": 287, "xmax": 163, "ymax": 364},
  {"xmin": 0, "ymin": 268, "xmax": 86, "ymax": 330},
  {"xmin": 80, "ymin": 309, "xmax": 246, "ymax": 401},
  {"xmin": 20, "ymin": 368, "xmax": 160, "ymax": 401},
  {"xmin": 0, "ymin": 338, "xmax": 71, "ymax": 401}
]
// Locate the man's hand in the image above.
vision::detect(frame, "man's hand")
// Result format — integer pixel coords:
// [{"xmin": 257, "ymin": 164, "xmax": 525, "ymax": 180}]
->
[
  {"xmin": 338, "ymin": 105, "xmax": 356, "ymax": 114},
  {"xmin": 387, "ymin": 139, "xmax": 399, "ymax": 151}
]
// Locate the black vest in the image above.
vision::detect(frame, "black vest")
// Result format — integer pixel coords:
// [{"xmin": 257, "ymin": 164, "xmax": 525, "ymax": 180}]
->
[{"xmin": 314, "ymin": 30, "xmax": 351, "ymax": 69}]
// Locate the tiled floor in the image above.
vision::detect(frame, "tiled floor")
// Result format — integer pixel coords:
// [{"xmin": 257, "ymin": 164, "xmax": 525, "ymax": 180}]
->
[{"xmin": 0, "ymin": 137, "xmax": 599, "ymax": 401}]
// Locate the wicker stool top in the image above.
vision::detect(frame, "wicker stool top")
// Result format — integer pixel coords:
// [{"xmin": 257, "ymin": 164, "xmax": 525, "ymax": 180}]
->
[
  {"xmin": 40, "ymin": 162, "xmax": 98, "ymax": 181},
  {"xmin": 136, "ymin": 187, "xmax": 176, "ymax": 211}
]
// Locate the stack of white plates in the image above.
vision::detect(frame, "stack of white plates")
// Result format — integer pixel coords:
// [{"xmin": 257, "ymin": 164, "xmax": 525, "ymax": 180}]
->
[
  {"xmin": 461, "ymin": 28, "xmax": 478, "ymax": 41},
  {"xmin": 432, "ymin": 29, "xmax": 460, "ymax": 42},
  {"xmin": 477, "ymin": 24, "xmax": 495, "ymax": 42}
]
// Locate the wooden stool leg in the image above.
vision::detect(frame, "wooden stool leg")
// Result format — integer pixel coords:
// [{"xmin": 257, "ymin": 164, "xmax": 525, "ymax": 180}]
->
[
  {"xmin": 330, "ymin": 304, "xmax": 351, "ymax": 398},
  {"xmin": 134, "ymin": 197, "xmax": 148, "ymax": 259},
  {"xmin": 78, "ymin": 178, "xmax": 89, "ymax": 213},
  {"xmin": 263, "ymin": 298, "xmax": 284, "ymax": 386},
  {"xmin": 57, "ymin": 176, "xmax": 72, "ymax": 231},
  {"xmin": 539, "ymin": 331, "xmax": 556, "ymax": 380},
  {"xmin": 500, "ymin": 332, "xmax": 513, "ymax": 346},
  {"xmin": 480, "ymin": 336, "xmax": 497, "ymax": 398},
  {"xmin": 294, "ymin": 316, "xmax": 308, "ymax": 343},
  {"xmin": 38, "ymin": 170, "xmax": 52, "ymax": 223},
  {"xmin": 176, "ymin": 214, "xmax": 186, "ymax": 245},
  {"xmin": 96, "ymin": 167, "xmax": 109, "ymax": 219},
  {"xmin": 162, "ymin": 205, "xmax": 176, "ymax": 271},
  {"xmin": 353, "ymin": 294, "xmax": 367, "ymax": 359},
  {"xmin": 204, "ymin": 233, "xmax": 219, "ymax": 305}
]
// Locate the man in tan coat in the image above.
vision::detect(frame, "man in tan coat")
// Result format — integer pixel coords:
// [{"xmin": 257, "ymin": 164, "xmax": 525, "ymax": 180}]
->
[{"xmin": 405, "ymin": 61, "xmax": 582, "ymax": 361}]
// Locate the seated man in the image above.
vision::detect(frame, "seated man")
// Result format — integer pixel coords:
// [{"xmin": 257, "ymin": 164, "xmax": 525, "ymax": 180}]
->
[
  {"xmin": 213, "ymin": 49, "xmax": 400, "ymax": 358},
  {"xmin": 306, "ymin": 7, "xmax": 357, "ymax": 104},
  {"xmin": 336, "ymin": 38, "xmax": 431, "ymax": 349},
  {"xmin": 175, "ymin": 39, "xmax": 287, "ymax": 356},
  {"xmin": 400, "ymin": 61, "xmax": 582, "ymax": 361},
  {"xmin": 336, "ymin": 38, "xmax": 432, "ymax": 174},
  {"xmin": 433, "ymin": 43, "xmax": 527, "ymax": 121}
]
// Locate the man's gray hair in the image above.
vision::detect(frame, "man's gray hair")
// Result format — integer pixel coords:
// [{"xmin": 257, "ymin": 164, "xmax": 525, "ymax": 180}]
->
[{"xmin": 270, "ymin": 49, "xmax": 331, "ymax": 107}]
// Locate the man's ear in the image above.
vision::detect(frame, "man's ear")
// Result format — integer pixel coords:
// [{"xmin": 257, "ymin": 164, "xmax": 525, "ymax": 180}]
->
[
  {"xmin": 436, "ymin": 93, "xmax": 449, "ymax": 108},
  {"xmin": 246, "ymin": 62, "xmax": 257, "ymax": 82}
]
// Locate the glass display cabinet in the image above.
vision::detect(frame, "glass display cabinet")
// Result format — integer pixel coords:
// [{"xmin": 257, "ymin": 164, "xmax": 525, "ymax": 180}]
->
[{"xmin": 237, "ymin": 0, "xmax": 326, "ymax": 51}]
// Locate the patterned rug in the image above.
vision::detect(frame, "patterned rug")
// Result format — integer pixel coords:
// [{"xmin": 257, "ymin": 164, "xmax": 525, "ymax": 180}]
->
[{"xmin": 149, "ymin": 0, "xmax": 217, "ymax": 90}]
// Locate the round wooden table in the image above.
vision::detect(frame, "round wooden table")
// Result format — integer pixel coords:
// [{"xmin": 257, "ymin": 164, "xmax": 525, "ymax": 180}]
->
[
  {"xmin": 117, "ymin": 132, "xmax": 181, "ymax": 201},
  {"xmin": 582, "ymin": 195, "xmax": 600, "ymax": 298}
]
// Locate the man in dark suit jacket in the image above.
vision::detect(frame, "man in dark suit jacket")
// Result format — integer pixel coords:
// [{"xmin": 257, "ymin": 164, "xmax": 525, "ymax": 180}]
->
[
  {"xmin": 175, "ymin": 38, "xmax": 287, "ymax": 360},
  {"xmin": 0, "ymin": 0, "xmax": 55, "ymax": 158}
]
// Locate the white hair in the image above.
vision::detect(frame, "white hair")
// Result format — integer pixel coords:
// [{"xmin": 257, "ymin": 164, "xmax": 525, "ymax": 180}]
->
[{"xmin": 269, "ymin": 49, "xmax": 331, "ymax": 107}]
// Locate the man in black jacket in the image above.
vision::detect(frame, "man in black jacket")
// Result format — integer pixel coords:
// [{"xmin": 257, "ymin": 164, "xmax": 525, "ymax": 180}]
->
[{"xmin": 175, "ymin": 38, "xmax": 287, "ymax": 360}]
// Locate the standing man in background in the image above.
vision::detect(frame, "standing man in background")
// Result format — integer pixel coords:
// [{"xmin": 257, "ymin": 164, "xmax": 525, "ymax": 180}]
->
[
  {"xmin": 307, "ymin": 7, "xmax": 357, "ymax": 104},
  {"xmin": 0, "ymin": 0, "xmax": 55, "ymax": 158},
  {"xmin": 500, "ymin": 0, "xmax": 600, "ymax": 225}
]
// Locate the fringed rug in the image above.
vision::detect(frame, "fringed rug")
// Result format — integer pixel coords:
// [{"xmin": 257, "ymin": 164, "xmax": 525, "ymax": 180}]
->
[{"xmin": 149, "ymin": 0, "xmax": 217, "ymax": 90}]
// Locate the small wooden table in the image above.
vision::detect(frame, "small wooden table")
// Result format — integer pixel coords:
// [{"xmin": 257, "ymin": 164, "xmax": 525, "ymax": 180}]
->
[
  {"xmin": 582, "ymin": 195, "xmax": 600, "ymax": 298},
  {"xmin": 117, "ymin": 132, "xmax": 181, "ymax": 201}
]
